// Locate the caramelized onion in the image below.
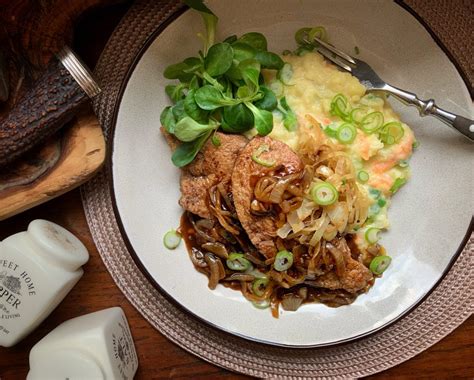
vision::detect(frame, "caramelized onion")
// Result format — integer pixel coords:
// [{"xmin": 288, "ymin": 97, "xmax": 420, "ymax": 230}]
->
[
  {"xmin": 224, "ymin": 273, "xmax": 255, "ymax": 282},
  {"xmin": 202, "ymin": 242, "xmax": 228, "ymax": 259},
  {"xmin": 281, "ymin": 293, "xmax": 304, "ymax": 311},
  {"xmin": 204, "ymin": 253, "xmax": 225, "ymax": 290},
  {"xmin": 192, "ymin": 218, "xmax": 216, "ymax": 242},
  {"xmin": 326, "ymin": 242, "xmax": 346, "ymax": 277},
  {"xmin": 190, "ymin": 248, "xmax": 207, "ymax": 268},
  {"xmin": 269, "ymin": 173, "xmax": 302, "ymax": 203},
  {"xmin": 254, "ymin": 177, "xmax": 276, "ymax": 202}
]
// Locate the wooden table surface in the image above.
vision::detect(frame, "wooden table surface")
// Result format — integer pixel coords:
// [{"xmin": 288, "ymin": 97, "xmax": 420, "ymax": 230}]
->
[{"xmin": 0, "ymin": 2, "xmax": 473, "ymax": 379}]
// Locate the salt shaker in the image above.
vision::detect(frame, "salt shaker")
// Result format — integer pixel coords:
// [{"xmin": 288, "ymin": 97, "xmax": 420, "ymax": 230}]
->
[
  {"xmin": 0, "ymin": 219, "xmax": 89, "ymax": 347},
  {"xmin": 27, "ymin": 307, "xmax": 139, "ymax": 380}
]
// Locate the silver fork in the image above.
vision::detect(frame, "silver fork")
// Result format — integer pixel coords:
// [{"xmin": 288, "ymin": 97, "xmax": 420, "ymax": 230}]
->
[{"xmin": 310, "ymin": 37, "xmax": 474, "ymax": 141}]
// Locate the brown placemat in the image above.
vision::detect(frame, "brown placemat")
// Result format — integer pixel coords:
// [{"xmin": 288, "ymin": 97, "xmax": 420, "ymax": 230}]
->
[
  {"xmin": 81, "ymin": 1, "xmax": 473, "ymax": 378},
  {"xmin": 403, "ymin": 0, "xmax": 473, "ymax": 94}
]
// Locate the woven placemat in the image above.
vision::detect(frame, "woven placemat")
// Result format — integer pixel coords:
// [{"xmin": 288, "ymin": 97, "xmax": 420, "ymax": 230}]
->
[
  {"xmin": 403, "ymin": 0, "xmax": 473, "ymax": 94},
  {"xmin": 81, "ymin": 1, "xmax": 473, "ymax": 377}
]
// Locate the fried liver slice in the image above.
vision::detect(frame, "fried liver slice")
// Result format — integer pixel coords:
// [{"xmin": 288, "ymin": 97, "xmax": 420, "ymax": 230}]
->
[{"xmin": 231, "ymin": 136, "xmax": 303, "ymax": 259}]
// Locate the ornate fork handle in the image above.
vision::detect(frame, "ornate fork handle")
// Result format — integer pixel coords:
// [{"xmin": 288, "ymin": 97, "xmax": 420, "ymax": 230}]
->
[{"xmin": 383, "ymin": 84, "xmax": 474, "ymax": 140}]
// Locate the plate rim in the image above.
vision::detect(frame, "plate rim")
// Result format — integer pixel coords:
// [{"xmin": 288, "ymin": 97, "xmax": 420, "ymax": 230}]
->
[{"xmin": 103, "ymin": 0, "xmax": 473, "ymax": 348}]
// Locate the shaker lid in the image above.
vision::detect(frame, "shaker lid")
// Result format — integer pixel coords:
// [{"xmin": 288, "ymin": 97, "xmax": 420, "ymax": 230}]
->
[
  {"xmin": 28, "ymin": 220, "xmax": 89, "ymax": 271},
  {"xmin": 27, "ymin": 348, "xmax": 105, "ymax": 380}
]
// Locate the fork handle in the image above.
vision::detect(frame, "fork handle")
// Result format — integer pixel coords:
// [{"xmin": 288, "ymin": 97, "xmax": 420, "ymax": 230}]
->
[{"xmin": 383, "ymin": 84, "xmax": 473, "ymax": 141}]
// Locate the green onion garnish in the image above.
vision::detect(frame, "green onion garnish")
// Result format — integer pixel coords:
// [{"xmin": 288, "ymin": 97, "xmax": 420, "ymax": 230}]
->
[
  {"xmin": 412, "ymin": 140, "xmax": 420, "ymax": 149},
  {"xmin": 369, "ymin": 203, "xmax": 381, "ymax": 216},
  {"xmin": 308, "ymin": 26, "xmax": 328, "ymax": 42},
  {"xmin": 324, "ymin": 123, "xmax": 339, "ymax": 138},
  {"xmin": 398, "ymin": 159, "xmax": 409, "ymax": 168},
  {"xmin": 226, "ymin": 253, "xmax": 252, "ymax": 271},
  {"xmin": 390, "ymin": 177, "xmax": 407, "ymax": 194},
  {"xmin": 277, "ymin": 63, "xmax": 294, "ymax": 85},
  {"xmin": 350, "ymin": 107, "xmax": 368, "ymax": 125},
  {"xmin": 357, "ymin": 170, "xmax": 369, "ymax": 183},
  {"xmin": 330, "ymin": 93, "xmax": 351, "ymax": 120},
  {"xmin": 251, "ymin": 144, "xmax": 276, "ymax": 167},
  {"xmin": 336, "ymin": 123, "xmax": 357, "ymax": 144},
  {"xmin": 295, "ymin": 27, "xmax": 312, "ymax": 45},
  {"xmin": 252, "ymin": 278, "xmax": 270, "ymax": 297},
  {"xmin": 252, "ymin": 299, "xmax": 271, "ymax": 309},
  {"xmin": 365, "ymin": 227, "xmax": 381, "ymax": 245},
  {"xmin": 380, "ymin": 121, "xmax": 404, "ymax": 145},
  {"xmin": 163, "ymin": 230, "xmax": 182, "ymax": 250},
  {"xmin": 377, "ymin": 198, "xmax": 387, "ymax": 207},
  {"xmin": 369, "ymin": 188, "xmax": 381, "ymax": 199},
  {"xmin": 274, "ymin": 250, "xmax": 294, "ymax": 272},
  {"xmin": 310, "ymin": 181, "xmax": 339, "ymax": 206},
  {"xmin": 360, "ymin": 111, "xmax": 384, "ymax": 134},
  {"xmin": 369, "ymin": 255, "xmax": 392, "ymax": 275}
]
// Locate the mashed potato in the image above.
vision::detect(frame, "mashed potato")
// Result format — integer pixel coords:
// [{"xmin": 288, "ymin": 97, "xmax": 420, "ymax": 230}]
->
[{"xmin": 265, "ymin": 52, "xmax": 416, "ymax": 247}]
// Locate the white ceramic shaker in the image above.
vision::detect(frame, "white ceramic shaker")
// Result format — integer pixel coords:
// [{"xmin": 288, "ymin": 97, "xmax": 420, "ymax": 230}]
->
[
  {"xmin": 0, "ymin": 219, "xmax": 89, "ymax": 347},
  {"xmin": 27, "ymin": 307, "xmax": 139, "ymax": 380}
]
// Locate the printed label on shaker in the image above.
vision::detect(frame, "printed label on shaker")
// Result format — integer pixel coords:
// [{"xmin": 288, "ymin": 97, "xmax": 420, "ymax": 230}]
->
[
  {"xmin": 0, "ymin": 259, "xmax": 37, "ymax": 335},
  {"xmin": 111, "ymin": 313, "xmax": 138, "ymax": 380}
]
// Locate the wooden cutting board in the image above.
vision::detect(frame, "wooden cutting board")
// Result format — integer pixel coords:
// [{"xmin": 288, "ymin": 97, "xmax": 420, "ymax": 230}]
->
[{"xmin": 0, "ymin": 108, "xmax": 105, "ymax": 221}]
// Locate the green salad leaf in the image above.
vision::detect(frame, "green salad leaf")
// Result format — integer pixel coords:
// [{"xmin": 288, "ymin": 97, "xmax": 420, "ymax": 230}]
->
[{"xmin": 161, "ymin": 0, "xmax": 287, "ymax": 167}]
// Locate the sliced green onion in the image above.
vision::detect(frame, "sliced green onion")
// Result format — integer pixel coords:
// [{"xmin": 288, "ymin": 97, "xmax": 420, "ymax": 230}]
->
[
  {"xmin": 251, "ymin": 144, "xmax": 276, "ymax": 167},
  {"xmin": 274, "ymin": 250, "xmax": 294, "ymax": 272},
  {"xmin": 412, "ymin": 140, "xmax": 420, "ymax": 149},
  {"xmin": 369, "ymin": 188, "xmax": 381, "ymax": 199},
  {"xmin": 252, "ymin": 299, "xmax": 271, "ymax": 309},
  {"xmin": 369, "ymin": 255, "xmax": 392, "ymax": 275},
  {"xmin": 350, "ymin": 107, "xmax": 369, "ymax": 125},
  {"xmin": 336, "ymin": 123, "xmax": 357, "ymax": 144},
  {"xmin": 380, "ymin": 121, "xmax": 404, "ymax": 145},
  {"xmin": 324, "ymin": 123, "xmax": 339, "ymax": 138},
  {"xmin": 268, "ymin": 80, "xmax": 284, "ymax": 97},
  {"xmin": 369, "ymin": 203, "xmax": 380, "ymax": 216},
  {"xmin": 226, "ymin": 253, "xmax": 252, "ymax": 271},
  {"xmin": 330, "ymin": 94, "xmax": 351, "ymax": 120},
  {"xmin": 310, "ymin": 181, "xmax": 338, "ymax": 206},
  {"xmin": 252, "ymin": 278, "xmax": 270, "ymax": 297},
  {"xmin": 163, "ymin": 230, "xmax": 181, "ymax": 250},
  {"xmin": 390, "ymin": 177, "xmax": 407, "ymax": 194},
  {"xmin": 360, "ymin": 111, "xmax": 384, "ymax": 134},
  {"xmin": 357, "ymin": 170, "xmax": 369, "ymax": 183},
  {"xmin": 295, "ymin": 46, "xmax": 312, "ymax": 56},
  {"xmin": 377, "ymin": 198, "xmax": 387, "ymax": 207},
  {"xmin": 398, "ymin": 159, "xmax": 409, "ymax": 168},
  {"xmin": 246, "ymin": 268, "xmax": 267, "ymax": 279},
  {"xmin": 365, "ymin": 227, "xmax": 381, "ymax": 244},
  {"xmin": 308, "ymin": 26, "xmax": 328, "ymax": 42},
  {"xmin": 295, "ymin": 27, "xmax": 312, "ymax": 45},
  {"xmin": 277, "ymin": 63, "xmax": 294, "ymax": 85}
]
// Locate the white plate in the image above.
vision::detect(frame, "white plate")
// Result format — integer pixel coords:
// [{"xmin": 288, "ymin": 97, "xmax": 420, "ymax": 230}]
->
[{"xmin": 110, "ymin": 0, "xmax": 473, "ymax": 347}]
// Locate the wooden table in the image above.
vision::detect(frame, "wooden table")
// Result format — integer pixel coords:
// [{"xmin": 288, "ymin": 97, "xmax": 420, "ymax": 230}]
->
[{"xmin": 0, "ymin": 2, "xmax": 473, "ymax": 378}]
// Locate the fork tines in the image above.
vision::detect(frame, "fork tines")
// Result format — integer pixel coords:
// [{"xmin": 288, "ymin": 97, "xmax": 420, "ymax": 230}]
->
[{"xmin": 306, "ymin": 37, "xmax": 356, "ymax": 72}]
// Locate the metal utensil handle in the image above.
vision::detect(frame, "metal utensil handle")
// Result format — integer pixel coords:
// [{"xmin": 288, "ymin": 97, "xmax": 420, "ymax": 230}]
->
[{"xmin": 383, "ymin": 84, "xmax": 474, "ymax": 141}]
